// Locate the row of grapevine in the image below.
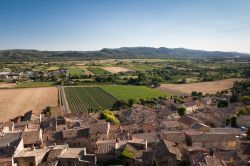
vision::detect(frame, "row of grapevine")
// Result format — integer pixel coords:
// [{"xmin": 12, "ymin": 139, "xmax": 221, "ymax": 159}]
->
[{"xmin": 64, "ymin": 87, "xmax": 117, "ymax": 113}]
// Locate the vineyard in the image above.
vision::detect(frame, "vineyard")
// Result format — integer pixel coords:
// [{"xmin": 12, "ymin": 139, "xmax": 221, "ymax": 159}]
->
[{"xmin": 64, "ymin": 87, "xmax": 117, "ymax": 113}]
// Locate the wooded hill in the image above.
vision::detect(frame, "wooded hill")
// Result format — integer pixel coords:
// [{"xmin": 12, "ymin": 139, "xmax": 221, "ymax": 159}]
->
[{"xmin": 0, "ymin": 47, "xmax": 249, "ymax": 62}]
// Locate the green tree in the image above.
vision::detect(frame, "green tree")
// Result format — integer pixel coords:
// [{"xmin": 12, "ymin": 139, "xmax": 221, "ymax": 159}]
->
[
  {"xmin": 43, "ymin": 106, "xmax": 52, "ymax": 116},
  {"xmin": 128, "ymin": 98, "xmax": 136, "ymax": 107},
  {"xmin": 230, "ymin": 117, "xmax": 237, "ymax": 127},
  {"xmin": 178, "ymin": 107, "xmax": 186, "ymax": 116},
  {"xmin": 246, "ymin": 128, "xmax": 250, "ymax": 140}
]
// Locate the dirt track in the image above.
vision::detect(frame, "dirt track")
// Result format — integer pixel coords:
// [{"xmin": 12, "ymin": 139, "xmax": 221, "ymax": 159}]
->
[
  {"xmin": 160, "ymin": 78, "xmax": 245, "ymax": 94},
  {"xmin": 0, "ymin": 87, "xmax": 58, "ymax": 122}
]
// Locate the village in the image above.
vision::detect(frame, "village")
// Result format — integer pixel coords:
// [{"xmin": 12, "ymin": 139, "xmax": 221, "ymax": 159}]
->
[{"xmin": 0, "ymin": 84, "xmax": 249, "ymax": 166}]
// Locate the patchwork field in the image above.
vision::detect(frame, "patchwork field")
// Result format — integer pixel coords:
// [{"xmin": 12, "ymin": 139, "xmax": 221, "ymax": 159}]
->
[
  {"xmin": 0, "ymin": 87, "xmax": 58, "ymax": 122},
  {"xmin": 63, "ymin": 85, "xmax": 169, "ymax": 113},
  {"xmin": 64, "ymin": 87, "xmax": 117, "ymax": 113},
  {"xmin": 101, "ymin": 67, "xmax": 130, "ymax": 73},
  {"xmin": 101, "ymin": 85, "xmax": 169, "ymax": 101},
  {"xmin": 160, "ymin": 78, "xmax": 245, "ymax": 94}
]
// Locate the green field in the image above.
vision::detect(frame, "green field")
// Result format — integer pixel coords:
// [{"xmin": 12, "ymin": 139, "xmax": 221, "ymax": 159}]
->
[
  {"xmin": 69, "ymin": 67, "xmax": 84, "ymax": 76},
  {"xmin": 17, "ymin": 82, "xmax": 57, "ymax": 88},
  {"xmin": 64, "ymin": 87, "xmax": 117, "ymax": 113},
  {"xmin": 88, "ymin": 67, "xmax": 109, "ymax": 75},
  {"xmin": 101, "ymin": 85, "xmax": 169, "ymax": 101},
  {"xmin": 47, "ymin": 66, "xmax": 60, "ymax": 71}
]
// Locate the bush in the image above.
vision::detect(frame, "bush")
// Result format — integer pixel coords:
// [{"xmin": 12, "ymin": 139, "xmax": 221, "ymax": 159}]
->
[
  {"xmin": 241, "ymin": 96, "xmax": 250, "ymax": 104},
  {"xmin": 112, "ymin": 100, "xmax": 129, "ymax": 110},
  {"xmin": 217, "ymin": 100, "xmax": 229, "ymax": 108},
  {"xmin": 237, "ymin": 106, "xmax": 250, "ymax": 116}
]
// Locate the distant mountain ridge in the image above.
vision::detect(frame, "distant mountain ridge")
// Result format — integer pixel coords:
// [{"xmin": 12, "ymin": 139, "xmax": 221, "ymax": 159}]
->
[{"xmin": 0, "ymin": 47, "xmax": 249, "ymax": 62}]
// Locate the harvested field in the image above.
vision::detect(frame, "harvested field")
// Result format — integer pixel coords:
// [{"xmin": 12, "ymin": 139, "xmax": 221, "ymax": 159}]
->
[
  {"xmin": 160, "ymin": 78, "xmax": 245, "ymax": 94},
  {"xmin": 101, "ymin": 67, "xmax": 130, "ymax": 73},
  {"xmin": 0, "ymin": 83, "xmax": 16, "ymax": 88},
  {"xmin": 0, "ymin": 87, "xmax": 58, "ymax": 122}
]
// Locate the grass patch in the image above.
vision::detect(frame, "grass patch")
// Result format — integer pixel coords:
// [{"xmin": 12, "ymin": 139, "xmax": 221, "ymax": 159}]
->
[
  {"xmin": 17, "ymin": 82, "xmax": 57, "ymax": 88},
  {"xmin": 101, "ymin": 85, "xmax": 169, "ymax": 101},
  {"xmin": 88, "ymin": 67, "xmax": 110, "ymax": 75}
]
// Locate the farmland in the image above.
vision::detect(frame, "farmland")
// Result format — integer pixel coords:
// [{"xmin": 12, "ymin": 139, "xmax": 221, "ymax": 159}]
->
[
  {"xmin": 16, "ymin": 82, "xmax": 58, "ymax": 88},
  {"xmin": 69, "ymin": 67, "xmax": 85, "ymax": 77},
  {"xmin": 0, "ymin": 87, "xmax": 58, "ymax": 122},
  {"xmin": 101, "ymin": 67, "xmax": 130, "ymax": 73},
  {"xmin": 88, "ymin": 67, "xmax": 110, "ymax": 75},
  {"xmin": 159, "ymin": 78, "xmax": 245, "ymax": 94},
  {"xmin": 0, "ymin": 82, "xmax": 16, "ymax": 88},
  {"xmin": 101, "ymin": 85, "xmax": 169, "ymax": 101},
  {"xmin": 64, "ymin": 87, "xmax": 117, "ymax": 113}
]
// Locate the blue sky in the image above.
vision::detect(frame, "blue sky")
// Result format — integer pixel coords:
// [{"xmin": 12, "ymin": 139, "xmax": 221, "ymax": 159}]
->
[{"xmin": 0, "ymin": 0, "xmax": 250, "ymax": 52}]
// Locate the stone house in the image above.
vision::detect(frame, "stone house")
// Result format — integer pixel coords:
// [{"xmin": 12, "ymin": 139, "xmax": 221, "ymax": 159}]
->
[
  {"xmin": 95, "ymin": 139, "xmax": 116, "ymax": 164},
  {"xmin": 0, "ymin": 131, "xmax": 24, "ymax": 166},
  {"xmin": 152, "ymin": 140, "xmax": 182, "ymax": 166},
  {"xmin": 181, "ymin": 100, "xmax": 204, "ymax": 114},
  {"xmin": 160, "ymin": 120, "xmax": 182, "ymax": 131},
  {"xmin": 237, "ymin": 116, "xmax": 250, "ymax": 127},
  {"xmin": 58, "ymin": 148, "xmax": 96, "ymax": 166},
  {"xmin": 23, "ymin": 129, "xmax": 43, "ymax": 148},
  {"xmin": 14, "ymin": 148, "xmax": 49, "ymax": 166},
  {"xmin": 64, "ymin": 127, "xmax": 90, "ymax": 148},
  {"xmin": 88, "ymin": 122, "xmax": 110, "ymax": 153},
  {"xmin": 161, "ymin": 131, "xmax": 186, "ymax": 147},
  {"xmin": 185, "ymin": 131, "xmax": 237, "ymax": 149},
  {"xmin": 178, "ymin": 115, "xmax": 210, "ymax": 132}
]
